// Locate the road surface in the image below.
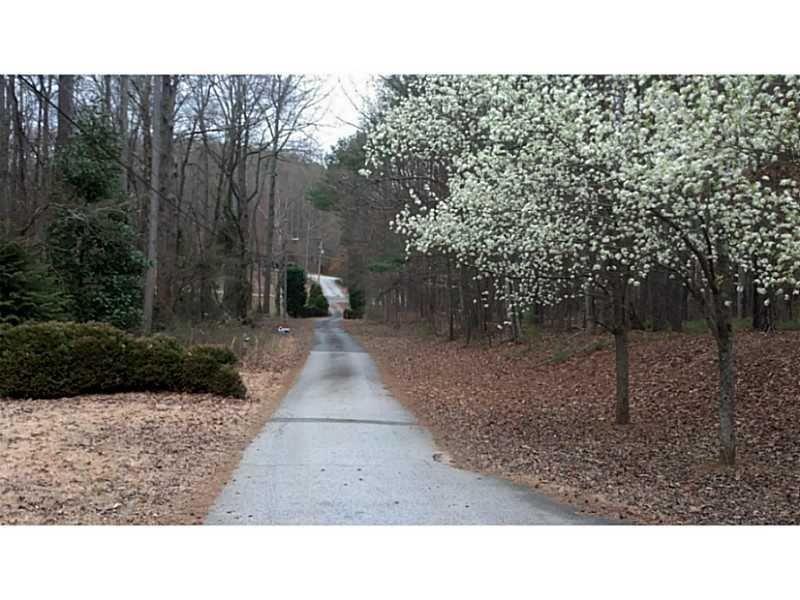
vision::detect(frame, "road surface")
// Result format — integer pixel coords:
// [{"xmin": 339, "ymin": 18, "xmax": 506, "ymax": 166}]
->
[
  {"xmin": 206, "ymin": 285, "xmax": 601, "ymax": 524},
  {"xmin": 309, "ymin": 274, "xmax": 349, "ymax": 315}
]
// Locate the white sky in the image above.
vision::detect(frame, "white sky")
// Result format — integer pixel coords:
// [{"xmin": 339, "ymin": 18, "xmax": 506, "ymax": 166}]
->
[{"xmin": 313, "ymin": 74, "xmax": 377, "ymax": 157}]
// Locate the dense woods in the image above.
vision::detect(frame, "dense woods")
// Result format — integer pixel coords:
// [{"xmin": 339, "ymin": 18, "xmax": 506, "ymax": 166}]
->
[
  {"xmin": 0, "ymin": 74, "xmax": 338, "ymax": 331},
  {"xmin": 316, "ymin": 75, "xmax": 800, "ymax": 465}
]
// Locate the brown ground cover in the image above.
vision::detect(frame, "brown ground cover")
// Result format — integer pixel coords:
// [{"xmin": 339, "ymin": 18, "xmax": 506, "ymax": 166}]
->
[
  {"xmin": 346, "ymin": 320, "xmax": 800, "ymax": 524},
  {"xmin": 0, "ymin": 319, "xmax": 313, "ymax": 525}
]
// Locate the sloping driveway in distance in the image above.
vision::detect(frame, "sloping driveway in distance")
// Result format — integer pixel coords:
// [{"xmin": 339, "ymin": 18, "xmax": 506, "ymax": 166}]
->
[
  {"xmin": 311, "ymin": 274, "xmax": 349, "ymax": 315},
  {"xmin": 206, "ymin": 298, "xmax": 603, "ymax": 524}
]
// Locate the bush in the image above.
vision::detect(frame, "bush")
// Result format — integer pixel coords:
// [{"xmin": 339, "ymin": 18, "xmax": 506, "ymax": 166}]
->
[
  {"xmin": 0, "ymin": 321, "xmax": 131, "ymax": 398},
  {"xmin": 303, "ymin": 282, "xmax": 329, "ymax": 317},
  {"xmin": 348, "ymin": 286, "xmax": 365, "ymax": 316},
  {"xmin": 0, "ymin": 322, "xmax": 246, "ymax": 399},
  {"xmin": 343, "ymin": 285, "xmax": 364, "ymax": 319},
  {"xmin": 286, "ymin": 265, "xmax": 307, "ymax": 318},
  {"xmin": 302, "ymin": 305, "xmax": 330, "ymax": 317},
  {"xmin": 0, "ymin": 241, "xmax": 69, "ymax": 325},
  {"xmin": 47, "ymin": 205, "xmax": 147, "ymax": 330},
  {"xmin": 181, "ymin": 351, "xmax": 246, "ymax": 398},
  {"xmin": 186, "ymin": 344, "xmax": 238, "ymax": 366},
  {"xmin": 128, "ymin": 334, "xmax": 185, "ymax": 389}
]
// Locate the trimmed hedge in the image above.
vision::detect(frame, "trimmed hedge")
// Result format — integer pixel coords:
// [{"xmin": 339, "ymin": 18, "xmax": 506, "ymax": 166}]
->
[
  {"xmin": 187, "ymin": 344, "xmax": 238, "ymax": 366},
  {"xmin": 181, "ymin": 350, "xmax": 246, "ymax": 398},
  {"xmin": 0, "ymin": 322, "xmax": 246, "ymax": 399}
]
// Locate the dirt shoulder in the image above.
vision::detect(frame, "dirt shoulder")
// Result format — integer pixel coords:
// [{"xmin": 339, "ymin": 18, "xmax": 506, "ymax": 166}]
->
[
  {"xmin": 0, "ymin": 319, "xmax": 313, "ymax": 525},
  {"xmin": 346, "ymin": 320, "xmax": 800, "ymax": 525}
]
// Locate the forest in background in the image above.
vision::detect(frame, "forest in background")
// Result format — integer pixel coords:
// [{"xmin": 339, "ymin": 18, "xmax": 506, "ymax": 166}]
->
[{"xmin": 0, "ymin": 75, "xmax": 340, "ymax": 331}]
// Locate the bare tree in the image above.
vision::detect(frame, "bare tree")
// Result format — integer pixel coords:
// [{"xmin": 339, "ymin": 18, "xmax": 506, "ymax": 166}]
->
[
  {"xmin": 142, "ymin": 76, "xmax": 162, "ymax": 334},
  {"xmin": 118, "ymin": 75, "xmax": 130, "ymax": 197},
  {"xmin": 0, "ymin": 75, "xmax": 8, "ymax": 234},
  {"xmin": 262, "ymin": 75, "xmax": 324, "ymax": 315},
  {"xmin": 56, "ymin": 75, "xmax": 74, "ymax": 152}
]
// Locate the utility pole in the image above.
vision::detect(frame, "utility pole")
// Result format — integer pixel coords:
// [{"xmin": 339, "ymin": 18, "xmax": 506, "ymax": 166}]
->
[
  {"xmin": 142, "ymin": 76, "xmax": 162, "ymax": 335},
  {"xmin": 317, "ymin": 239, "xmax": 324, "ymax": 277}
]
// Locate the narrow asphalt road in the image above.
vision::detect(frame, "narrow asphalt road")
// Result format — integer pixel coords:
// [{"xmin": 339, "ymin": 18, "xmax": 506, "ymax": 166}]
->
[{"xmin": 205, "ymin": 315, "xmax": 602, "ymax": 524}]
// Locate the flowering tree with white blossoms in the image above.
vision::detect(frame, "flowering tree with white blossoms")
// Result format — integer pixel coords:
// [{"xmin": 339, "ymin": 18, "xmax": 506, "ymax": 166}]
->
[
  {"xmin": 623, "ymin": 75, "xmax": 800, "ymax": 465},
  {"xmin": 367, "ymin": 73, "xmax": 800, "ymax": 465},
  {"xmin": 365, "ymin": 75, "xmax": 512, "ymax": 339},
  {"xmin": 388, "ymin": 75, "xmax": 660, "ymax": 425}
]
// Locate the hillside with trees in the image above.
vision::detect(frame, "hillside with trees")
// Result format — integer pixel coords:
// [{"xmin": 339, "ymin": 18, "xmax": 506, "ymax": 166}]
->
[{"xmin": 0, "ymin": 75, "xmax": 339, "ymax": 331}]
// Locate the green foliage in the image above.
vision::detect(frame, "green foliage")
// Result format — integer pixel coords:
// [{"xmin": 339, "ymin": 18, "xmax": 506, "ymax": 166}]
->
[
  {"xmin": 181, "ymin": 350, "xmax": 246, "ymax": 398},
  {"xmin": 326, "ymin": 132, "xmax": 368, "ymax": 172},
  {"xmin": 777, "ymin": 319, "xmax": 800, "ymax": 331},
  {"xmin": 286, "ymin": 265, "xmax": 307, "ymax": 318},
  {"xmin": 186, "ymin": 344, "xmax": 238, "ymax": 366},
  {"xmin": 683, "ymin": 319, "xmax": 709, "ymax": 334},
  {"xmin": 305, "ymin": 183, "xmax": 338, "ymax": 212},
  {"xmin": 307, "ymin": 133, "xmax": 369, "ymax": 213},
  {"xmin": 55, "ymin": 110, "xmax": 122, "ymax": 203},
  {"xmin": 367, "ymin": 255, "xmax": 405, "ymax": 273},
  {"xmin": 127, "ymin": 334, "xmax": 185, "ymax": 389},
  {"xmin": 344, "ymin": 286, "xmax": 365, "ymax": 319},
  {"xmin": 0, "ymin": 321, "xmax": 131, "ymax": 397},
  {"xmin": 682, "ymin": 318, "xmax": 752, "ymax": 334},
  {"xmin": 0, "ymin": 322, "xmax": 247, "ymax": 399},
  {"xmin": 0, "ymin": 242, "xmax": 69, "ymax": 325},
  {"xmin": 302, "ymin": 282, "xmax": 329, "ymax": 317},
  {"xmin": 47, "ymin": 205, "xmax": 147, "ymax": 329}
]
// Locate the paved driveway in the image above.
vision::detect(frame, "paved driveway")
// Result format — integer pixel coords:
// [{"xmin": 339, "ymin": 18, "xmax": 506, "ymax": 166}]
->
[{"xmin": 206, "ymin": 318, "xmax": 603, "ymax": 524}]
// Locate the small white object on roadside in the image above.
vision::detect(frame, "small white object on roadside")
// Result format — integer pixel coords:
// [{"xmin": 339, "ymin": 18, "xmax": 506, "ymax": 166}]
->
[{"xmin": 277, "ymin": 326, "xmax": 291, "ymax": 335}]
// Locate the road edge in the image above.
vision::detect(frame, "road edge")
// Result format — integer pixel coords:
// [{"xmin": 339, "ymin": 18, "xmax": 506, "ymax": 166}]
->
[
  {"xmin": 345, "ymin": 319, "xmax": 636, "ymax": 524},
  {"xmin": 184, "ymin": 320, "xmax": 316, "ymax": 524}
]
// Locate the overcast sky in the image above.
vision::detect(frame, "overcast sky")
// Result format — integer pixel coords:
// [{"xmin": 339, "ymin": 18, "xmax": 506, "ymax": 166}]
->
[{"xmin": 313, "ymin": 74, "xmax": 376, "ymax": 157}]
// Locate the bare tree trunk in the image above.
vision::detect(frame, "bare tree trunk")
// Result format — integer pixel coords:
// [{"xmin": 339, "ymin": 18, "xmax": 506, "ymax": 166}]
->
[
  {"xmin": 138, "ymin": 76, "xmax": 153, "ymax": 235},
  {"xmin": 614, "ymin": 328, "xmax": 630, "ymax": 425},
  {"xmin": 103, "ymin": 75, "xmax": 112, "ymax": 117},
  {"xmin": 118, "ymin": 75, "xmax": 129, "ymax": 197},
  {"xmin": 736, "ymin": 265, "xmax": 745, "ymax": 320},
  {"xmin": 10, "ymin": 79, "xmax": 27, "ymax": 214},
  {"xmin": 234, "ymin": 86, "xmax": 250, "ymax": 319},
  {"xmin": 0, "ymin": 76, "xmax": 8, "ymax": 235},
  {"xmin": 612, "ymin": 276, "xmax": 631, "ymax": 425},
  {"xmin": 584, "ymin": 288, "xmax": 596, "ymax": 333},
  {"xmin": 40, "ymin": 76, "xmax": 51, "ymax": 199},
  {"xmin": 142, "ymin": 76, "xmax": 162, "ymax": 334},
  {"xmin": 263, "ymin": 151, "xmax": 279, "ymax": 315},
  {"xmin": 714, "ymin": 318, "xmax": 736, "ymax": 466},
  {"xmin": 446, "ymin": 256, "xmax": 455, "ymax": 341},
  {"xmin": 156, "ymin": 75, "xmax": 177, "ymax": 320},
  {"xmin": 710, "ymin": 245, "xmax": 737, "ymax": 466},
  {"xmin": 56, "ymin": 75, "xmax": 74, "ymax": 152}
]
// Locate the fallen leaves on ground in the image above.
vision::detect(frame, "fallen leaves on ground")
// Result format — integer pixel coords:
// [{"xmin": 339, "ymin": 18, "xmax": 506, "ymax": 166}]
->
[
  {"xmin": 0, "ymin": 320, "xmax": 313, "ymax": 525},
  {"xmin": 346, "ymin": 321, "xmax": 800, "ymax": 525}
]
